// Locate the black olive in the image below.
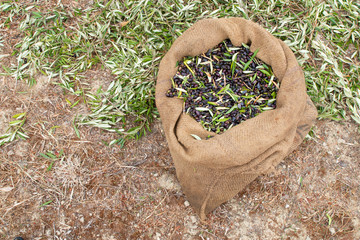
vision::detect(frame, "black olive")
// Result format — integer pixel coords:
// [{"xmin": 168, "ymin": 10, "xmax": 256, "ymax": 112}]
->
[{"xmin": 166, "ymin": 39, "xmax": 279, "ymax": 134}]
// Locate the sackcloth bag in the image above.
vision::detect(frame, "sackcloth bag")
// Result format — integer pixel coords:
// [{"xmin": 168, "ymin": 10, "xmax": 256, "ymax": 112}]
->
[{"xmin": 155, "ymin": 18, "xmax": 318, "ymax": 219}]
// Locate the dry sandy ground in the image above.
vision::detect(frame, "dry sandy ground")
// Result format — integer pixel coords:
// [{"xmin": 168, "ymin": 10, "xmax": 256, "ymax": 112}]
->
[{"xmin": 0, "ymin": 73, "xmax": 359, "ymax": 240}]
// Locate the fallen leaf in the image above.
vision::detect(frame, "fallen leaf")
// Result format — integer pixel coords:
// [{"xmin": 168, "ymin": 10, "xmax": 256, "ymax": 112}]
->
[
  {"xmin": 0, "ymin": 186, "xmax": 14, "ymax": 192},
  {"xmin": 120, "ymin": 21, "xmax": 129, "ymax": 28},
  {"xmin": 190, "ymin": 134, "xmax": 202, "ymax": 140}
]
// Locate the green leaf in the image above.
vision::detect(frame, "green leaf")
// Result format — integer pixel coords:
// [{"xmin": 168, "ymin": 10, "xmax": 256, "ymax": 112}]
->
[
  {"xmin": 195, "ymin": 107, "xmax": 210, "ymax": 111},
  {"xmin": 40, "ymin": 200, "xmax": 53, "ymax": 207},
  {"xmin": 243, "ymin": 49, "xmax": 259, "ymax": 71},
  {"xmin": 70, "ymin": 100, "xmax": 80, "ymax": 108},
  {"xmin": 72, "ymin": 119, "xmax": 80, "ymax": 138},
  {"xmin": 190, "ymin": 134, "xmax": 201, "ymax": 140},
  {"xmin": 17, "ymin": 131, "xmax": 29, "ymax": 139},
  {"xmin": 47, "ymin": 161, "xmax": 54, "ymax": 171},
  {"xmin": 126, "ymin": 126, "xmax": 141, "ymax": 135},
  {"xmin": 32, "ymin": 11, "xmax": 43, "ymax": 18},
  {"xmin": 217, "ymin": 84, "xmax": 230, "ymax": 95},
  {"xmin": 65, "ymin": 98, "xmax": 72, "ymax": 106},
  {"xmin": 207, "ymin": 102, "xmax": 218, "ymax": 106},
  {"xmin": 9, "ymin": 120, "xmax": 23, "ymax": 126},
  {"xmin": 46, "ymin": 152, "xmax": 57, "ymax": 159},
  {"xmin": 225, "ymin": 105, "xmax": 238, "ymax": 115},
  {"xmin": 12, "ymin": 112, "xmax": 26, "ymax": 119},
  {"xmin": 39, "ymin": 152, "xmax": 51, "ymax": 159},
  {"xmin": 217, "ymin": 117, "xmax": 230, "ymax": 122}
]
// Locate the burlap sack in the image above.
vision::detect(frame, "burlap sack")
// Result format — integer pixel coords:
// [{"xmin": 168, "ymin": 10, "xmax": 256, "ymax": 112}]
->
[{"xmin": 155, "ymin": 18, "xmax": 317, "ymax": 220}]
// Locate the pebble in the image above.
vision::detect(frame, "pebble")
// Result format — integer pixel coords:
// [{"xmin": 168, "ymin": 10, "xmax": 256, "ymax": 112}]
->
[{"xmin": 184, "ymin": 200, "xmax": 190, "ymax": 207}]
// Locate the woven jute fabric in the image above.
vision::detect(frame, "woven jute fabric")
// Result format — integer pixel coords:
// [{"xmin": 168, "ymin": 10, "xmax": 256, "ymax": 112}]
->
[{"xmin": 155, "ymin": 18, "xmax": 317, "ymax": 219}]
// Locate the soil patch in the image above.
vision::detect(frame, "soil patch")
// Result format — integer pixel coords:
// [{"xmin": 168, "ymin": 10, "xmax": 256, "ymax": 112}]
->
[{"xmin": 1, "ymin": 112, "xmax": 359, "ymax": 239}]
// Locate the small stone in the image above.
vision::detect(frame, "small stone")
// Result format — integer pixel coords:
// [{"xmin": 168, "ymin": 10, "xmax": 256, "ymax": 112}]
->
[
  {"xmin": 338, "ymin": 160, "xmax": 348, "ymax": 167},
  {"xmin": 329, "ymin": 227, "xmax": 336, "ymax": 235},
  {"xmin": 285, "ymin": 204, "xmax": 289, "ymax": 208},
  {"xmin": 190, "ymin": 215, "xmax": 197, "ymax": 223},
  {"xmin": 184, "ymin": 201, "xmax": 190, "ymax": 207}
]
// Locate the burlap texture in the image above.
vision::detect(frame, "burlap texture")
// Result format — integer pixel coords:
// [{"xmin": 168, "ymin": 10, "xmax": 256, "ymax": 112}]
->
[{"xmin": 155, "ymin": 18, "xmax": 317, "ymax": 220}]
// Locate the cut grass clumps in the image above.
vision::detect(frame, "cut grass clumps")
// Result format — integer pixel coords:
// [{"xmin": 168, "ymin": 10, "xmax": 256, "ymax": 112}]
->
[
  {"xmin": 0, "ymin": 112, "xmax": 29, "ymax": 147},
  {"xmin": 166, "ymin": 39, "xmax": 279, "ymax": 134},
  {"xmin": 0, "ymin": 0, "xmax": 359, "ymax": 145},
  {"xmin": 250, "ymin": 1, "xmax": 360, "ymax": 126},
  {"xmin": 0, "ymin": 0, "xmax": 274, "ymax": 144},
  {"xmin": 1, "ymin": 1, "xmax": 159, "ymax": 142}
]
